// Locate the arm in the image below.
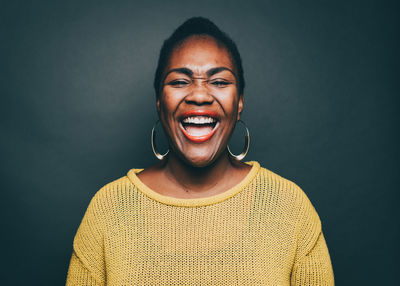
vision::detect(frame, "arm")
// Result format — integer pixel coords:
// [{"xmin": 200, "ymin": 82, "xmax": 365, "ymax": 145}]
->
[
  {"xmin": 290, "ymin": 185, "xmax": 334, "ymax": 285},
  {"xmin": 66, "ymin": 252, "xmax": 104, "ymax": 286},
  {"xmin": 66, "ymin": 192, "xmax": 106, "ymax": 286},
  {"xmin": 290, "ymin": 231, "xmax": 334, "ymax": 285}
]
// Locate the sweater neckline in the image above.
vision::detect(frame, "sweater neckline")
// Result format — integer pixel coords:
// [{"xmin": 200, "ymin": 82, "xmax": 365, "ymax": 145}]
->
[{"xmin": 127, "ymin": 161, "xmax": 260, "ymax": 207}]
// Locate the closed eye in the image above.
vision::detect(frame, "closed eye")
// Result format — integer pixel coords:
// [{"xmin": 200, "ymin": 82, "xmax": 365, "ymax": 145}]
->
[
  {"xmin": 168, "ymin": 80, "xmax": 190, "ymax": 87},
  {"xmin": 210, "ymin": 80, "xmax": 231, "ymax": 87}
]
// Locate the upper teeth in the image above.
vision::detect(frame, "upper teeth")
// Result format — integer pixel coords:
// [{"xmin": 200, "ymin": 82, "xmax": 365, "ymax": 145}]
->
[{"xmin": 182, "ymin": 116, "xmax": 216, "ymax": 124}]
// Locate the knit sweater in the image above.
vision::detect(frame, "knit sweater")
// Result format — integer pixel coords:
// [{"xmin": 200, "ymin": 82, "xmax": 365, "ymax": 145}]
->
[{"xmin": 66, "ymin": 161, "xmax": 334, "ymax": 285}]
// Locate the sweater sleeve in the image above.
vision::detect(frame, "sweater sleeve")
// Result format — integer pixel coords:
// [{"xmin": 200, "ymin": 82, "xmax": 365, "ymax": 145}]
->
[
  {"xmin": 290, "ymin": 231, "xmax": 334, "ymax": 285},
  {"xmin": 66, "ymin": 191, "xmax": 107, "ymax": 286},
  {"xmin": 66, "ymin": 252, "xmax": 104, "ymax": 286},
  {"xmin": 290, "ymin": 186, "xmax": 334, "ymax": 285}
]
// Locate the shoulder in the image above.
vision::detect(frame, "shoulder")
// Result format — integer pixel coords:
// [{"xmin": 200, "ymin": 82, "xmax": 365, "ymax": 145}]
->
[
  {"xmin": 78, "ymin": 174, "xmax": 137, "ymax": 224},
  {"xmin": 92, "ymin": 175, "xmax": 134, "ymax": 204},
  {"xmin": 94, "ymin": 175, "xmax": 132, "ymax": 197},
  {"xmin": 257, "ymin": 165, "xmax": 314, "ymax": 204},
  {"xmin": 256, "ymin": 164, "xmax": 322, "ymax": 251},
  {"xmin": 75, "ymin": 174, "xmax": 137, "ymax": 234},
  {"xmin": 256, "ymin": 164, "xmax": 321, "ymax": 228}
]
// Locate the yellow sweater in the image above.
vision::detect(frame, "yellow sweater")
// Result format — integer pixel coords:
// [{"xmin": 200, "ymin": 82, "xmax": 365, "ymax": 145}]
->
[{"xmin": 66, "ymin": 161, "xmax": 334, "ymax": 285}]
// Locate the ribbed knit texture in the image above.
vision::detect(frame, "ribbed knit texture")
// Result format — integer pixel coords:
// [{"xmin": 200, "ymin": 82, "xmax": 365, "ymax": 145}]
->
[{"xmin": 66, "ymin": 161, "xmax": 334, "ymax": 285}]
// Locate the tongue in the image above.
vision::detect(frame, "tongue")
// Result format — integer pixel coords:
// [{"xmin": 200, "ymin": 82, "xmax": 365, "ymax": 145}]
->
[{"xmin": 185, "ymin": 125, "xmax": 213, "ymax": 136}]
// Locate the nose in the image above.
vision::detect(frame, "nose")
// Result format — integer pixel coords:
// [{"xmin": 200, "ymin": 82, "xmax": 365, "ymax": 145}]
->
[{"xmin": 185, "ymin": 81, "xmax": 214, "ymax": 106}]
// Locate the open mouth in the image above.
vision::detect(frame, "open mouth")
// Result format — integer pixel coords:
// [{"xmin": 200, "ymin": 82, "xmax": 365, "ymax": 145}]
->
[{"xmin": 179, "ymin": 111, "xmax": 219, "ymax": 143}]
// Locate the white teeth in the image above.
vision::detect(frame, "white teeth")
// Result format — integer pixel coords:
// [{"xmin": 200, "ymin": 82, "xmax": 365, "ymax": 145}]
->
[{"xmin": 182, "ymin": 116, "xmax": 216, "ymax": 124}]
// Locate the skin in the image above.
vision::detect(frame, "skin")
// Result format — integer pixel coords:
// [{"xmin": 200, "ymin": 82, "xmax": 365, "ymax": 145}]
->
[{"xmin": 137, "ymin": 35, "xmax": 251, "ymax": 199}]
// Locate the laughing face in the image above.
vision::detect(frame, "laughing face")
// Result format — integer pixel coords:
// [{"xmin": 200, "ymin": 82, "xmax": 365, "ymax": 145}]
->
[{"xmin": 157, "ymin": 35, "xmax": 243, "ymax": 167}]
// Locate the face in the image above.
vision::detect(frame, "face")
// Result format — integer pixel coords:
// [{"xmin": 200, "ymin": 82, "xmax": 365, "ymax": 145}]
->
[{"xmin": 157, "ymin": 35, "xmax": 244, "ymax": 167}]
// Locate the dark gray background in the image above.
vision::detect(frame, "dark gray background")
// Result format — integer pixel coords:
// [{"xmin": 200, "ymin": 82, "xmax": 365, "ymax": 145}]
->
[{"xmin": 1, "ymin": 0, "xmax": 398, "ymax": 285}]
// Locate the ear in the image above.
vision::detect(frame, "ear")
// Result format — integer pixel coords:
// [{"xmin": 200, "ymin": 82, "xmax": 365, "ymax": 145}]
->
[{"xmin": 237, "ymin": 94, "xmax": 244, "ymax": 120}]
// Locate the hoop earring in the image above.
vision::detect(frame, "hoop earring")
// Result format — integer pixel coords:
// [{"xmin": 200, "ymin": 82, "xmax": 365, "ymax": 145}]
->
[
  {"xmin": 151, "ymin": 120, "xmax": 169, "ymax": 160},
  {"xmin": 227, "ymin": 119, "xmax": 250, "ymax": 161}
]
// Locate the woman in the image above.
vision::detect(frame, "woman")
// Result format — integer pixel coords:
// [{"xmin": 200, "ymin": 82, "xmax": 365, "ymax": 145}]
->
[{"xmin": 66, "ymin": 17, "xmax": 334, "ymax": 285}]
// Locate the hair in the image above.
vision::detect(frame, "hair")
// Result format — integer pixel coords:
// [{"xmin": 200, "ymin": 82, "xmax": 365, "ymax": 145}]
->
[{"xmin": 153, "ymin": 17, "xmax": 245, "ymax": 98}]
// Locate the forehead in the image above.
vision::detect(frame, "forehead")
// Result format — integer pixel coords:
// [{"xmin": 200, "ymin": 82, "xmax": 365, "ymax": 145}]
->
[{"xmin": 166, "ymin": 35, "xmax": 235, "ymax": 75}]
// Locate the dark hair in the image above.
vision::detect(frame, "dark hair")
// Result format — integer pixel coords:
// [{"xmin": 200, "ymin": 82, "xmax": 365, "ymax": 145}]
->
[{"xmin": 153, "ymin": 17, "xmax": 245, "ymax": 97}]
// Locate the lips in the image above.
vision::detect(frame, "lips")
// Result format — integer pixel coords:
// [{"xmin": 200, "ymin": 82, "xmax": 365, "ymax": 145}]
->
[{"xmin": 179, "ymin": 110, "xmax": 219, "ymax": 143}]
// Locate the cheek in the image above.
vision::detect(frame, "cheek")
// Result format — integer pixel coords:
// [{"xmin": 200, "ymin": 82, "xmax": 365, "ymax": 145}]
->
[
  {"xmin": 158, "ymin": 94, "xmax": 181, "ymax": 134},
  {"xmin": 159, "ymin": 93, "xmax": 176, "ymax": 116},
  {"xmin": 220, "ymin": 94, "xmax": 240, "ymax": 118},
  {"xmin": 161, "ymin": 87, "xmax": 185, "ymax": 109}
]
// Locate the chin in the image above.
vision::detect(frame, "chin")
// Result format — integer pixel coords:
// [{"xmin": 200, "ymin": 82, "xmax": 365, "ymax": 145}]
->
[{"xmin": 180, "ymin": 151, "xmax": 218, "ymax": 168}]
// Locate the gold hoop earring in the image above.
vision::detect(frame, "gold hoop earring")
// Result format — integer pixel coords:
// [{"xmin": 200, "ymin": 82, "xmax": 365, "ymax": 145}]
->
[
  {"xmin": 227, "ymin": 120, "xmax": 250, "ymax": 161},
  {"xmin": 151, "ymin": 120, "xmax": 169, "ymax": 160}
]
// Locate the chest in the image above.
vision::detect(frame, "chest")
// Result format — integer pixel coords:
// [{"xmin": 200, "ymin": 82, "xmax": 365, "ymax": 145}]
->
[{"xmin": 104, "ymin": 201, "xmax": 297, "ymax": 285}]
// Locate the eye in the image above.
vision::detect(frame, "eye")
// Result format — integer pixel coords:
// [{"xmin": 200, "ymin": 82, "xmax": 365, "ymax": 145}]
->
[
  {"xmin": 168, "ymin": 80, "xmax": 190, "ymax": 87},
  {"xmin": 210, "ymin": 80, "xmax": 231, "ymax": 87}
]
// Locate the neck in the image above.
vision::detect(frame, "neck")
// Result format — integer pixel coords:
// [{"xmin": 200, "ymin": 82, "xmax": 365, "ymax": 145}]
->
[{"xmin": 162, "ymin": 150, "xmax": 235, "ymax": 194}]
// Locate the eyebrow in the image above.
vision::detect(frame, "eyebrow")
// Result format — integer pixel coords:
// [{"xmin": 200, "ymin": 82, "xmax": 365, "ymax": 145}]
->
[
  {"xmin": 206, "ymin": 67, "xmax": 236, "ymax": 78},
  {"xmin": 163, "ymin": 66, "xmax": 237, "ymax": 81}
]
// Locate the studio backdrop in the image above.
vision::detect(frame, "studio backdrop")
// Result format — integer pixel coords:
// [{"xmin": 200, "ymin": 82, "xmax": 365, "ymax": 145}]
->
[{"xmin": 1, "ymin": 0, "xmax": 398, "ymax": 285}]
